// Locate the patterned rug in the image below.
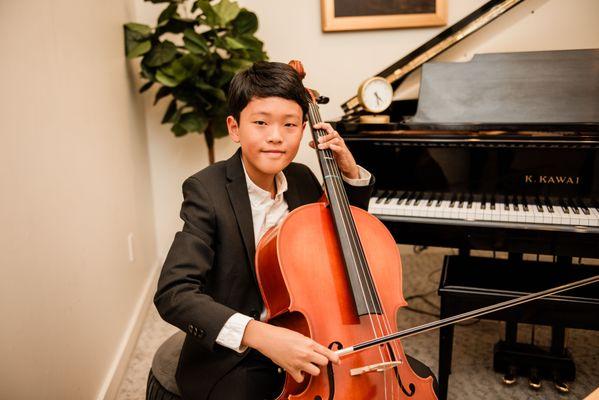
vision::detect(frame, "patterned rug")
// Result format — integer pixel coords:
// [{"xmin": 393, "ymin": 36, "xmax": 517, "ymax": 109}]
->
[{"xmin": 116, "ymin": 247, "xmax": 599, "ymax": 399}]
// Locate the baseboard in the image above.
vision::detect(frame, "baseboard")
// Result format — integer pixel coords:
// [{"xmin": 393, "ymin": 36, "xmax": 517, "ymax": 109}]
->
[{"xmin": 96, "ymin": 257, "xmax": 163, "ymax": 400}]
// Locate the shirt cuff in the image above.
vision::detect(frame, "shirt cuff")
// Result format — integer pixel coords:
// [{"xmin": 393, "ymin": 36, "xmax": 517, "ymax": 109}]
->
[
  {"xmin": 341, "ymin": 165, "xmax": 371, "ymax": 187},
  {"xmin": 215, "ymin": 312, "xmax": 253, "ymax": 353}
]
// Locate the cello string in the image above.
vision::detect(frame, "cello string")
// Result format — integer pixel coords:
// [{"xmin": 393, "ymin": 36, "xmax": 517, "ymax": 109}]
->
[
  {"xmin": 308, "ymin": 102, "xmax": 405, "ymax": 385},
  {"xmin": 307, "ymin": 104, "xmax": 385, "ymax": 338},
  {"xmin": 308, "ymin": 103, "xmax": 393, "ymax": 384}
]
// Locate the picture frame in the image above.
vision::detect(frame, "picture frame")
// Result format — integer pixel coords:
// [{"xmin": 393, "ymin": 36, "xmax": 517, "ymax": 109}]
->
[{"xmin": 321, "ymin": 0, "xmax": 447, "ymax": 32}]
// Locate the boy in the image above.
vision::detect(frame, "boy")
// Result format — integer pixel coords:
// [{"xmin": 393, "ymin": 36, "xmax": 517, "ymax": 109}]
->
[{"xmin": 154, "ymin": 61, "xmax": 435, "ymax": 399}]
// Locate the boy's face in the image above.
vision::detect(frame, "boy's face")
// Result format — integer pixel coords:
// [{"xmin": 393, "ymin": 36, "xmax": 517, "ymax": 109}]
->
[{"xmin": 227, "ymin": 96, "xmax": 305, "ymax": 181}]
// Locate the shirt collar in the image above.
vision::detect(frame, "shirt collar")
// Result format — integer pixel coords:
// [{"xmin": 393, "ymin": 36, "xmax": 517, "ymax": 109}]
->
[{"xmin": 241, "ymin": 159, "xmax": 288, "ymax": 205}]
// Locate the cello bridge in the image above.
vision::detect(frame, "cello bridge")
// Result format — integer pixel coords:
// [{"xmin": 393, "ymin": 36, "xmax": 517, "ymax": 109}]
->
[{"xmin": 350, "ymin": 361, "xmax": 403, "ymax": 376}]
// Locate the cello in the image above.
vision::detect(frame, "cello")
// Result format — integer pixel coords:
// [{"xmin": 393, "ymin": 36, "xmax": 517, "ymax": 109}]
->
[{"xmin": 255, "ymin": 60, "xmax": 438, "ymax": 400}]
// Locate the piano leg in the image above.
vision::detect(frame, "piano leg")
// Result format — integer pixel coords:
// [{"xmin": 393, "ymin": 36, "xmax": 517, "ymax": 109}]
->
[
  {"xmin": 551, "ymin": 325, "xmax": 570, "ymax": 393},
  {"xmin": 502, "ymin": 321, "xmax": 518, "ymax": 385},
  {"xmin": 438, "ymin": 309, "xmax": 455, "ymax": 400}
]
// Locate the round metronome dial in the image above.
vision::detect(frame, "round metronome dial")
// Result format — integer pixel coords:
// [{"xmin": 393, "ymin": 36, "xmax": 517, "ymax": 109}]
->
[{"xmin": 357, "ymin": 77, "xmax": 393, "ymax": 114}]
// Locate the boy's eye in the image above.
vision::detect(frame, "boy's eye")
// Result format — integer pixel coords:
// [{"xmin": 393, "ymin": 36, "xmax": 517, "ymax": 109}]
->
[
  {"xmin": 253, "ymin": 120, "xmax": 266, "ymax": 126},
  {"xmin": 285, "ymin": 123, "xmax": 298, "ymax": 127}
]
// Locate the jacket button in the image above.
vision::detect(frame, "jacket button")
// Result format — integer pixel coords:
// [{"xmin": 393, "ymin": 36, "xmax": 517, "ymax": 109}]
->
[
  {"xmin": 188, "ymin": 324, "xmax": 193, "ymax": 333},
  {"xmin": 198, "ymin": 328, "xmax": 206, "ymax": 338}
]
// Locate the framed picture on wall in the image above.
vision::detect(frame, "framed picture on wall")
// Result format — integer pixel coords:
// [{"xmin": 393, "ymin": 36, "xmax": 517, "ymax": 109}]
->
[{"xmin": 321, "ymin": 0, "xmax": 447, "ymax": 32}]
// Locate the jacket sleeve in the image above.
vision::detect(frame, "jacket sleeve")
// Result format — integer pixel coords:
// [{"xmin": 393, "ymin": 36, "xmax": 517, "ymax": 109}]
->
[{"xmin": 154, "ymin": 176, "xmax": 237, "ymax": 352}]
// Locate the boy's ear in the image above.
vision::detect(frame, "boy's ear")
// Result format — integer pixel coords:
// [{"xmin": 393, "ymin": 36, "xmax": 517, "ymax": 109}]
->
[{"xmin": 227, "ymin": 116, "xmax": 240, "ymax": 143}]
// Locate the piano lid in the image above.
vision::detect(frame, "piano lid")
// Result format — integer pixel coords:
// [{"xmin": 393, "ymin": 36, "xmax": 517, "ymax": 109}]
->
[
  {"xmin": 408, "ymin": 49, "xmax": 599, "ymax": 131},
  {"xmin": 341, "ymin": 0, "xmax": 526, "ymax": 116}
]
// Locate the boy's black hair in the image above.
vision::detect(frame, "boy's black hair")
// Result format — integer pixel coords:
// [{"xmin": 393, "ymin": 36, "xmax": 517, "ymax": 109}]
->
[{"xmin": 227, "ymin": 61, "xmax": 309, "ymax": 122}]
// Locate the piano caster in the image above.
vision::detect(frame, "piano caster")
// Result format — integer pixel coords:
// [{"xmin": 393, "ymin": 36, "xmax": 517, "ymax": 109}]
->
[
  {"xmin": 528, "ymin": 368, "xmax": 542, "ymax": 390},
  {"xmin": 554, "ymin": 381, "xmax": 569, "ymax": 394},
  {"xmin": 502, "ymin": 365, "xmax": 518, "ymax": 386}
]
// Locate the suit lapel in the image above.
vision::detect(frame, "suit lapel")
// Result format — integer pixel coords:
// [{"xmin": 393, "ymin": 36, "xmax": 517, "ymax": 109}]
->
[
  {"xmin": 225, "ymin": 150, "xmax": 256, "ymax": 272},
  {"xmin": 283, "ymin": 168, "xmax": 303, "ymax": 211}
]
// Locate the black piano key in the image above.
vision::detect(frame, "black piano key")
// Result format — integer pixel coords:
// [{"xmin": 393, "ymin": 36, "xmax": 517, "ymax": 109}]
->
[
  {"xmin": 426, "ymin": 193, "xmax": 435, "ymax": 207},
  {"xmin": 404, "ymin": 192, "xmax": 415, "ymax": 206},
  {"xmin": 575, "ymin": 199, "xmax": 590, "ymax": 215},
  {"xmin": 559, "ymin": 198, "xmax": 570, "ymax": 214},
  {"xmin": 396, "ymin": 191, "xmax": 409, "ymax": 205},
  {"xmin": 481, "ymin": 194, "xmax": 486, "ymax": 210},
  {"xmin": 384, "ymin": 191, "xmax": 397, "ymax": 204},
  {"xmin": 467, "ymin": 194, "xmax": 473, "ymax": 209},
  {"xmin": 413, "ymin": 192, "xmax": 424, "ymax": 206},
  {"xmin": 544, "ymin": 197, "xmax": 554, "ymax": 213},
  {"xmin": 567, "ymin": 199, "xmax": 580, "ymax": 214},
  {"xmin": 375, "ymin": 190, "xmax": 390, "ymax": 204},
  {"xmin": 504, "ymin": 195, "xmax": 510, "ymax": 211},
  {"xmin": 522, "ymin": 196, "xmax": 529, "ymax": 212},
  {"xmin": 449, "ymin": 193, "xmax": 457, "ymax": 208},
  {"xmin": 512, "ymin": 196, "xmax": 519, "ymax": 211},
  {"xmin": 457, "ymin": 193, "xmax": 465, "ymax": 209},
  {"xmin": 435, "ymin": 193, "xmax": 443, "ymax": 207},
  {"xmin": 490, "ymin": 195, "xmax": 496, "ymax": 210},
  {"xmin": 535, "ymin": 197, "xmax": 543, "ymax": 212}
]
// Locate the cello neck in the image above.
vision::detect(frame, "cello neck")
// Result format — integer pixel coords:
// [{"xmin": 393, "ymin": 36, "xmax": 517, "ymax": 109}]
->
[{"xmin": 306, "ymin": 100, "xmax": 383, "ymax": 316}]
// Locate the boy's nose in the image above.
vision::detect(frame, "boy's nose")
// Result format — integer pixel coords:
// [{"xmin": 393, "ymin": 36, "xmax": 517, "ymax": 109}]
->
[{"xmin": 267, "ymin": 127, "xmax": 283, "ymax": 143}]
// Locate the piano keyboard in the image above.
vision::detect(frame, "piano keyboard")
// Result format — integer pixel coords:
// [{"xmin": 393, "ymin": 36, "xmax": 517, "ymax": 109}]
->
[{"xmin": 368, "ymin": 191, "xmax": 599, "ymax": 228}]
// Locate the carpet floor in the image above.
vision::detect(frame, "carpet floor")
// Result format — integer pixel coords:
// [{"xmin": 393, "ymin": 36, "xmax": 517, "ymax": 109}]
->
[{"xmin": 116, "ymin": 247, "xmax": 598, "ymax": 399}]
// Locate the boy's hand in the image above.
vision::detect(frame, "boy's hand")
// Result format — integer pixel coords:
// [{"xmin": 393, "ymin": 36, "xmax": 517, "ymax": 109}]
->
[
  {"xmin": 241, "ymin": 320, "xmax": 340, "ymax": 383},
  {"xmin": 310, "ymin": 122, "xmax": 360, "ymax": 179}
]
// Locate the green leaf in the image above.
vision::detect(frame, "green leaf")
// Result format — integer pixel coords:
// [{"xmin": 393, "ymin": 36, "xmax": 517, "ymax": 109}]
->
[
  {"xmin": 213, "ymin": 0, "xmax": 241, "ymax": 25},
  {"xmin": 162, "ymin": 99, "xmax": 177, "ymax": 123},
  {"xmin": 127, "ymin": 40, "xmax": 152, "ymax": 58},
  {"xmin": 156, "ymin": 69, "xmax": 180, "ymax": 87},
  {"xmin": 158, "ymin": 3, "xmax": 178, "ymax": 25},
  {"xmin": 195, "ymin": 0, "xmax": 219, "ymax": 27},
  {"xmin": 183, "ymin": 29, "xmax": 210, "ymax": 54},
  {"xmin": 124, "ymin": 22, "xmax": 152, "ymax": 36},
  {"xmin": 154, "ymin": 86, "xmax": 171, "ymax": 104},
  {"xmin": 179, "ymin": 112, "xmax": 208, "ymax": 133},
  {"xmin": 195, "ymin": 81, "xmax": 226, "ymax": 102},
  {"xmin": 171, "ymin": 123, "xmax": 188, "ymax": 136},
  {"xmin": 224, "ymin": 36, "xmax": 245, "ymax": 50},
  {"xmin": 139, "ymin": 81, "xmax": 154, "ymax": 93},
  {"xmin": 156, "ymin": 16, "xmax": 197, "ymax": 35},
  {"xmin": 222, "ymin": 58, "xmax": 253, "ymax": 74},
  {"xmin": 232, "ymin": 9, "xmax": 258, "ymax": 35},
  {"xmin": 144, "ymin": 41, "xmax": 178, "ymax": 67},
  {"xmin": 124, "ymin": 23, "xmax": 153, "ymax": 58}
]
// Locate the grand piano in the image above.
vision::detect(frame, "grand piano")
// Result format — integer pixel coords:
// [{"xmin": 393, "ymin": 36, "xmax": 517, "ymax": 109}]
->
[{"xmin": 331, "ymin": 0, "xmax": 599, "ymax": 398}]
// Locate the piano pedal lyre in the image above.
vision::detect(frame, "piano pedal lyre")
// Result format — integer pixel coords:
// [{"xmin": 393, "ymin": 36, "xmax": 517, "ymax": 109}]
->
[{"xmin": 350, "ymin": 360, "xmax": 403, "ymax": 377}]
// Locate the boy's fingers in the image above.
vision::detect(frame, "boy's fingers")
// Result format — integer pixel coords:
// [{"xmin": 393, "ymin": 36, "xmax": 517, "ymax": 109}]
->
[
  {"xmin": 302, "ymin": 363, "xmax": 321, "ymax": 377},
  {"xmin": 309, "ymin": 352, "xmax": 329, "ymax": 367},
  {"xmin": 314, "ymin": 343, "xmax": 340, "ymax": 364},
  {"xmin": 290, "ymin": 370, "xmax": 304, "ymax": 383}
]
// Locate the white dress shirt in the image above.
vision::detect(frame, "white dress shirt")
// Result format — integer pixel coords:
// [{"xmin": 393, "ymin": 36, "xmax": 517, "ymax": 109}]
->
[{"xmin": 215, "ymin": 161, "xmax": 371, "ymax": 352}]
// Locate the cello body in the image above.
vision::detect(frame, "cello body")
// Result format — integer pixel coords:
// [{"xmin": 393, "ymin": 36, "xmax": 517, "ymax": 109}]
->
[{"xmin": 255, "ymin": 201, "xmax": 438, "ymax": 400}]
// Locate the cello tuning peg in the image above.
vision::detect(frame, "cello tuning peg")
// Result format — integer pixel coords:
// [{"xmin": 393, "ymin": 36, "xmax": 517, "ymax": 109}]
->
[{"xmin": 317, "ymin": 96, "xmax": 329, "ymax": 104}]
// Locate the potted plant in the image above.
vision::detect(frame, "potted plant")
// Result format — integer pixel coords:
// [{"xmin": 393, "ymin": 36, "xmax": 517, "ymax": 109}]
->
[{"xmin": 125, "ymin": 0, "xmax": 268, "ymax": 164}]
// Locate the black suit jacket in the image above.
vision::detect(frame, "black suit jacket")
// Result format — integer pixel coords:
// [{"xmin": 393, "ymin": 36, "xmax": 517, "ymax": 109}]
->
[{"xmin": 154, "ymin": 149, "xmax": 374, "ymax": 400}]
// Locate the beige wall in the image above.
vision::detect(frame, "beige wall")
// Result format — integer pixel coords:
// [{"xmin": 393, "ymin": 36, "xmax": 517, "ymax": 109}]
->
[
  {"xmin": 133, "ymin": 0, "xmax": 599, "ymax": 258},
  {"xmin": 0, "ymin": 1, "xmax": 157, "ymax": 399},
  {"xmin": 1, "ymin": 0, "xmax": 598, "ymax": 399}
]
